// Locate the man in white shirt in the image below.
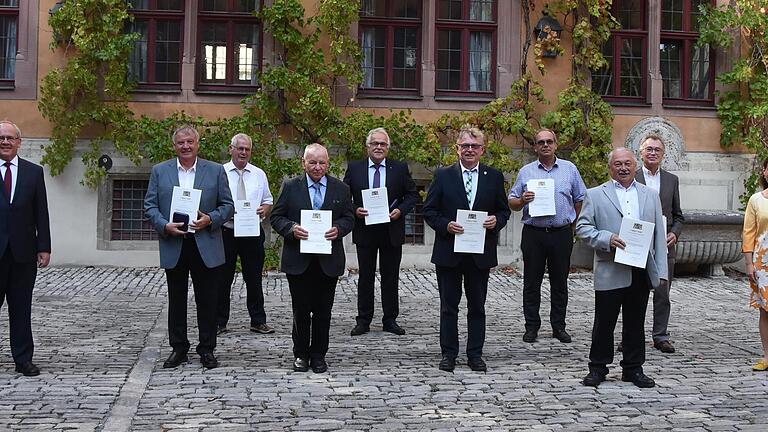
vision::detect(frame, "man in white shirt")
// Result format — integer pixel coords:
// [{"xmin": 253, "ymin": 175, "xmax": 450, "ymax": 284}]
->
[
  {"xmin": 218, "ymin": 133, "xmax": 274, "ymax": 335},
  {"xmin": 632, "ymin": 135, "xmax": 684, "ymax": 354}
]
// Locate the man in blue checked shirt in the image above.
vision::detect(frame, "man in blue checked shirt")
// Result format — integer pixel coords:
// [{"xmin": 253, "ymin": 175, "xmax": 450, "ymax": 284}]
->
[{"xmin": 508, "ymin": 128, "xmax": 587, "ymax": 344}]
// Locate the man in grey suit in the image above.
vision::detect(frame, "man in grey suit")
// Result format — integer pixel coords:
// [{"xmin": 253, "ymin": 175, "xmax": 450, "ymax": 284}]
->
[
  {"xmin": 270, "ymin": 143, "xmax": 354, "ymax": 374},
  {"xmin": 634, "ymin": 135, "xmax": 684, "ymax": 353},
  {"xmin": 576, "ymin": 148, "xmax": 668, "ymax": 388},
  {"xmin": 144, "ymin": 124, "xmax": 234, "ymax": 369}
]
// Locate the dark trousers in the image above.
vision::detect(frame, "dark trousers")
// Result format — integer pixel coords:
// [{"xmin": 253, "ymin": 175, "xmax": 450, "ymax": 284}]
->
[
  {"xmin": 286, "ymin": 258, "xmax": 337, "ymax": 360},
  {"xmin": 0, "ymin": 247, "xmax": 37, "ymax": 364},
  {"xmin": 589, "ymin": 268, "xmax": 650, "ymax": 376},
  {"xmin": 436, "ymin": 257, "xmax": 489, "ymax": 360},
  {"xmin": 218, "ymin": 227, "xmax": 267, "ymax": 327},
  {"xmin": 652, "ymin": 251, "xmax": 674, "ymax": 343},
  {"xmin": 521, "ymin": 224, "xmax": 573, "ymax": 332},
  {"xmin": 165, "ymin": 237, "xmax": 220, "ymax": 355},
  {"xmin": 355, "ymin": 232, "xmax": 402, "ymax": 327}
]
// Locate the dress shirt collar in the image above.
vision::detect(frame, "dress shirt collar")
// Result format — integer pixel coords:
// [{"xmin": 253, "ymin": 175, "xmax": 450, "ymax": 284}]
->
[
  {"xmin": 2, "ymin": 155, "xmax": 18, "ymax": 167},
  {"xmin": 368, "ymin": 158, "xmax": 387, "ymax": 168},
  {"xmin": 459, "ymin": 161, "xmax": 479, "ymax": 173},
  {"xmin": 612, "ymin": 179, "xmax": 637, "ymax": 191},
  {"xmin": 642, "ymin": 165, "xmax": 660, "ymax": 178},
  {"xmin": 176, "ymin": 158, "xmax": 198, "ymax": 173},
  {"xmin": 225, "ymin": 160, "xmax": 253, "ymax": 173},
  {"xmin": 305, "ymin": 174, "xmax": 327, "ymax": 188},
  {"xmin": 537, "ymin": 157, "xmax": 559, "ymax": 170}
]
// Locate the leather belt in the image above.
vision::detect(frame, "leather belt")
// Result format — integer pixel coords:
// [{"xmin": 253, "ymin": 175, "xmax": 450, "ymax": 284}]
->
[{"xmin": 524, "ymin": 224, "xmax": 570, "ymax": 233}]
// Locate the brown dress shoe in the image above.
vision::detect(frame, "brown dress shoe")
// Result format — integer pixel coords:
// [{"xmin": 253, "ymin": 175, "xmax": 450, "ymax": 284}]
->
[{"xmin": 654, "ymin": 340, "xmax": 676, "ymax": 353}]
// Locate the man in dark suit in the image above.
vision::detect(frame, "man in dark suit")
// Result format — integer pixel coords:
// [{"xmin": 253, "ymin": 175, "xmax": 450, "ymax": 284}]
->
[
  {"xmin": 344, "ymin": 127, "xmax": 419, "ymax": 337},
  {"xmin": 576, "ymin": 147, "xmax": 668, "ymax": 388},
  {"xmin": 423, "ymin": 126, "xmax": 511, "ymax": 373},
  {"xmin": 144, "ymin": 124, "xmax": 234, "ymax": 370},
  {"xmin": 0, "ymin": 120, "xmax": 51, "ymax": 377},
  {"xmin": 270, "ymin": 143, "xmax": 354, "ymax": 374},
  {"xmin": 634, "ymin": 134, "xmax": 684, "ymax": 353}
]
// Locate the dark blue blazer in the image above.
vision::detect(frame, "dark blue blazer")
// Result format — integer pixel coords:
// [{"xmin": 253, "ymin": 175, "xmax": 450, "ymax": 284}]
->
[
  {"xmin": 343, "ymin": 158, "xmax": 420, "ymax": 246},
  {"xmin": 270, "ymin": 174, "xmax": 355, "ymax": 277},
  {"xmin": 0, "ymin": 158, "xmax": 51, "ymax": 263},
  {"xmin": 423, "ymin": 163, "xmax": 510, "ymax": 269}
]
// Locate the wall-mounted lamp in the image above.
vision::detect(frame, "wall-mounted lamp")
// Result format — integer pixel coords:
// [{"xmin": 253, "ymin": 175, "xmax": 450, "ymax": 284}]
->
[
  {"xmin": 534, "ymin": 11, "xmax": 563, "ymax": 58},
  {"xmin": 98, "ymin": 155, "xmax": 113, "ymax": 171}
]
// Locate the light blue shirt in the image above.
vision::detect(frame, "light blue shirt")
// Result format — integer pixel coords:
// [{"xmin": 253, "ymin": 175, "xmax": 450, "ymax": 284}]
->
[
  {"xmin": 368, "ymin": 158, "xmax": 387, "ymax": 189},
  {"xmin": 306, "ymin": 174, "xmax": 327, "ymax": 207},
  {"xmin": 509, "ymin": 157, "xmax": 586, "ymax": 227}
]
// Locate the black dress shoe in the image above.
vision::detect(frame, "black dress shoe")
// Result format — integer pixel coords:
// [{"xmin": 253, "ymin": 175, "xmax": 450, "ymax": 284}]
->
[
  {"xmin": 523, "ymin": 329, "xmax": 537, "ymax": 343},
  {"xmin": 163, "ymin": 351, "xmax": 188, "ymax": 369},
  {"xmin": 293, "ymin": 357, "xmax": 309, "ymax": 372},
  {"xmin": 622, "ymin": 371, "xmax": 656, "ymax": 388},
  {"xmin": 654, "ymin": 340, "xmax": 676, "ymax": 353},
  {"xmin": 14, "ymin": 361, "xmax": 40, "ymax": 377},
  {"xmin": 582, "ymin": 371, "xmax": 606, "ymax": 387},
  {"xmin": 383, "ymin": 322, "xmax": 406, "ymax": 336},
  {"xmin": 553, "ymin": 329, "xmax": 572, "ymax": 343},
  {"xmin": 350, "ymin": 324, "xmax": 369, "ymax": 336},
  {"xmin": 200, "ymin": 352, "xmax": 219, "ymax": 369},
  {"xmin": 467, "ymin": 357, "xmax": 487, "ymax": 372},
  {"xmin": 438, "ymin": 356, "xmax": 456, "ymax": 372},
  {"xmin": 310, "ymin": 358, "xmax": 328, "ymax": 373}
]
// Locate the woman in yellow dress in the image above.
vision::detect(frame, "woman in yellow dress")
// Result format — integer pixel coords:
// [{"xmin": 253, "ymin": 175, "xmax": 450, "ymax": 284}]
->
[{"xmin": 743, "ymin": 159, "xmax": 768, "ymax": 371}]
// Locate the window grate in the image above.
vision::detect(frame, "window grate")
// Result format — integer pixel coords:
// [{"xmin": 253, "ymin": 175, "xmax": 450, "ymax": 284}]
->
[{"xmin": 111, "ymin": 178, "xmax": 157, "ymax": 241}]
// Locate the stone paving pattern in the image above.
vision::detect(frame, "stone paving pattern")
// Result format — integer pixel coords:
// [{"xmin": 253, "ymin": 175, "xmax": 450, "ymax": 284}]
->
[{"xmin": 0, "ymin": 267, "xmax": 766, "ymax": 431}]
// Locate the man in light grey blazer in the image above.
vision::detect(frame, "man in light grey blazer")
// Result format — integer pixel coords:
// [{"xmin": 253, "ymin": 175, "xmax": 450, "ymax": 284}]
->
[
  {"xmin": 144, "ymin": 125, "xmax": 234, "ymax": 370},
  {"xmin": 576, "ymin": 147, "xmax": 668, "ymax": 388}
]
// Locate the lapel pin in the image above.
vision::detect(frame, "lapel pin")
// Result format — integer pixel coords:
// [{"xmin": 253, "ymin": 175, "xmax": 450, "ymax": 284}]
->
[{"xmin": 483, "ymin": 171, "xmax": 487, "ymax": 175}]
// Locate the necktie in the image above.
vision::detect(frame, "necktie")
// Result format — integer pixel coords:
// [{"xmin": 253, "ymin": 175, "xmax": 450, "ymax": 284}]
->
[
  {"xmin": 2, "ymin": 161, "xmax": 11, "ymax": 202},
  {"xmin": 464, "ymin": 169, "xmax": 474, "ymax": 205},
  {"xmin": 312, "ymin": 182, "xmax": 323, "ymax": 210},
  {"xmin": 236, "ymin": 169, "xmax": 246, "ymax": 200},
  {"xmin": 372, "ymin": 164, "xmax": 381, "ymax": 188}
]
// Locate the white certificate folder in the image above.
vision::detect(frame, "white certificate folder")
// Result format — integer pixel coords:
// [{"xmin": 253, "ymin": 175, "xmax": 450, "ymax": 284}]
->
[
  {"xmin": 614, "ymin": 217, "xmax": 655, "ymax": 268},
  {"xmin": 299, "ymin": 210, "xmax": 332, "ymax": 254}
]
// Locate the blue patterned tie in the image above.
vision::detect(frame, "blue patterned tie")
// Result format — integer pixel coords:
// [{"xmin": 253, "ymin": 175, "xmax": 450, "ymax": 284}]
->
[
  {"xmin": 372, "ymin": 164, "xmax": 381, "ymax": 188},
  {"xmin": 312, "ymin": 182, "xmax": 323, "ymax": 210}
]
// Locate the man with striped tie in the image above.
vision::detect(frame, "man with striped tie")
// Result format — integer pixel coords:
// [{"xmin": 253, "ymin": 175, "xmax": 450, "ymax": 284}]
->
[{"xmin": 423, "ymin": 126, "xmax": 511, "ymax": 372}]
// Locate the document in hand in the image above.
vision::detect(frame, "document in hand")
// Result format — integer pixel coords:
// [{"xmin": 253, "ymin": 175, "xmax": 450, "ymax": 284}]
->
[
  {"xmin": 299, "ymin": 209, "xmax": 332, "ymax": 254},
  {"xmin": 526, "ymin": 178, "xmax": 556, "ymax": 217},
  {"xmin": 453, "ymin": 210, "xmax": 488, "ymax": 254},
  {"xmin": 170, "ymin": 186, "xmax": 202, "ymax": 233},
  {"xmin": 614, "ymin": 217, "xmax": 655, "ymax": 268},
  {"xmin": 234, "ymin": 200, "xmax": 260, "ymax": 237},
  {"xmin": 361, "ymin": 187, "xmax": 391, "ymax": 225}
]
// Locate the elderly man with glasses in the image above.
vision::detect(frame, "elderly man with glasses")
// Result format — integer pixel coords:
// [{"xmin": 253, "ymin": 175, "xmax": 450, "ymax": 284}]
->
[
  {"xmin": 0, "ymin": 120, "xmax": 51, "ymax": 376},
  {"xmin": 508, "ymin": 128, "xmax": 587, "ymax": 344},
  {"xmin": 423, "ymin": 126, "xmax": 510, "ymax": 372}
]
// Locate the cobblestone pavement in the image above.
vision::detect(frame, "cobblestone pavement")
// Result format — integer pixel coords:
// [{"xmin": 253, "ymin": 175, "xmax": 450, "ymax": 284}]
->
[{"xmin": 0, "ymin": 267, "xmax": 766, "ymax": 431}]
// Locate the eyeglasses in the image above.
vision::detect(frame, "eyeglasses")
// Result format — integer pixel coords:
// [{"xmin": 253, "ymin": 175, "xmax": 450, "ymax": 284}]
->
[
  {"xmin": 0, "ymin": 136, "xmax": 19, "ymax": 142},
  {"xmin": 458, "ymin": 143, "xmax": 484, "ymax": 150},
  {"xmin": 368, "ymin": 141, "xmax": 389, "ymax": 148},
  {"xmin": 535, "ymin": 139, "xmax": 555, "ymax": 146},
  {"xmin": 642, "ymin": 147, "xmax": 663, "ymax": 153}
]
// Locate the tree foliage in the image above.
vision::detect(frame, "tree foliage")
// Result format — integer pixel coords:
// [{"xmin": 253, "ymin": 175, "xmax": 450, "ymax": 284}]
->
[{"xmin": 700, "ymin": 0, "xmax": 768, "ymax": 202}]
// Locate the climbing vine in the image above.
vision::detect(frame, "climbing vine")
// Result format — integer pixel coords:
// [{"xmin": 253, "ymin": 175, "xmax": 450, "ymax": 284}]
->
[{"xmin": 700, "ymin": 0, "xmax": 768, "ymax": 203}]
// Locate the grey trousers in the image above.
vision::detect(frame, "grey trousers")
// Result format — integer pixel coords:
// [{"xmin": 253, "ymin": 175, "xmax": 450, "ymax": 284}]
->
[{"xmin": 652, "ymin": 248, "xmax": 675, "ymax": 343}]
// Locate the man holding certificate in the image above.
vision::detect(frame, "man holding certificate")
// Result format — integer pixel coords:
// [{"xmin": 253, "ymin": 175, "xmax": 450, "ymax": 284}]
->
[
  {"xmin": 508, "ymin": 128, "xmax": 586, "ymax": 344},
  {"xmin": 575, "ymin": 148, "xmax": 667, "ymax": 388},
  {"xmin": 270, "ymin": 143, "xmax": 354, "ymax": 374},
  {"xmin": 423, "ymin": 126, "xmax": 510, "ymax": 373},
  {"xmin": 344, "ymin": 128, "xmax": 419, "ymax": 337},
  {"xmin": 218, "ymin": 133, "xmax": 274, "ymax": 336},
  {"xmin": 144, "ymin": 125, "xmax": 234, "ymax": 370}
]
